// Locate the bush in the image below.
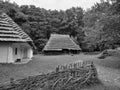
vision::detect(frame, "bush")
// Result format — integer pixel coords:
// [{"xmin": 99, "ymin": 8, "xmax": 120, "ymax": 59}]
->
[{"xmin": 98, "ymin": 49, "xmax": 120, "ymax": 59}]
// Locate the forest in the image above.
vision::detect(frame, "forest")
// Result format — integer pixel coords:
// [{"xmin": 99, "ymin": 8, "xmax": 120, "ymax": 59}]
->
[{"xmin": 0, "ymin": 0, "xmax": 120, "ymax": 52}]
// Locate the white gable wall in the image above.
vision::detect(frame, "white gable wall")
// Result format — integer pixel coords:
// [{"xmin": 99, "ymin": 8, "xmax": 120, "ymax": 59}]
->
[
  {"xmin": 12, "ymin": 43, "xmax": 33, "ymax": 62},
  {"xmin": 12, "ymin": 44, "xmax": 22, "ymax": 62}
]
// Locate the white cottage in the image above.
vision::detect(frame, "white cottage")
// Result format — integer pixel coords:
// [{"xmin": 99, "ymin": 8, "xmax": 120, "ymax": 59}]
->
[{"xmin": 0, "ymin": 13, "xmax": 34, "ymax": 63}]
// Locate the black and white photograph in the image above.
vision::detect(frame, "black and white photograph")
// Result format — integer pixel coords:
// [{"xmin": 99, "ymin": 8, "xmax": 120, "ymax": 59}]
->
[{"xmin": 0, "ymin": 0, "xmax": 120, "ymax": 90}]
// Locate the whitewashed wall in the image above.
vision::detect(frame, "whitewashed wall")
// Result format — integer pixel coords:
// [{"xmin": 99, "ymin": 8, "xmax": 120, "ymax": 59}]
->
[
  {"xmin": 27, "ymin": 48, "xmax": 33, "ymax": 59},
  {"xmin": 0, "ymin": 42, "xmax": 33, "ymax": 63},
  {"xmin": 12, "ymin": 43, "xmax": 33, "ymax": 61},
  {"xmin": 0, "ymin": 43, "xmax": 13, "ymax": 63}
]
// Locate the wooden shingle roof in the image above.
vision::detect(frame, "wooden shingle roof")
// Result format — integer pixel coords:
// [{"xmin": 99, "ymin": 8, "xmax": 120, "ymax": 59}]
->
[
  {"xmin": 0, "ymin": 13, "xmax": 32, "ymax": 42},
  {"xmin": 43, "ymin": 34, "xmax": 81, "ymax": 51}
]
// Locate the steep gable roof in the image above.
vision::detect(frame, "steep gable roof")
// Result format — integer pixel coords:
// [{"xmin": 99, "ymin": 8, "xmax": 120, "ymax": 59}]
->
[
  {"xmin": 0, "ymin": 13, "xmax": 32, "ymax": 42},
  {"xmin": 43, "ymin": 34, "xmax": 81, "ymax": 51}
]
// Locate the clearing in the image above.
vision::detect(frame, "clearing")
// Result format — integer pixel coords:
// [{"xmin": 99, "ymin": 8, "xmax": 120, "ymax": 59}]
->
[{"xmin": 0, "ymin": 54, "xmax": 120, "ymax": 90}]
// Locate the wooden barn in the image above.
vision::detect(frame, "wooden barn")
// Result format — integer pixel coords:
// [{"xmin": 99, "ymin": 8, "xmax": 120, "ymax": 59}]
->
[
  {"xmin": 43, "ymin": 34, "xmax": 81, "ymax": 55},
  {"xmin": 0, "ymin": 13, "xmax": 34, "ymax": 63}
]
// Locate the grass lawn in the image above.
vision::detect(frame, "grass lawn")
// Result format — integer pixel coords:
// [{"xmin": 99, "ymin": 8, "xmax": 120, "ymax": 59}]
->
[
  {"xmin": 0, "ymin": 54, "xmax": 86, "ymax": 84},
  {"xmin": 0, "ymin": 54, "xmax": 120, "ymax": 90}
]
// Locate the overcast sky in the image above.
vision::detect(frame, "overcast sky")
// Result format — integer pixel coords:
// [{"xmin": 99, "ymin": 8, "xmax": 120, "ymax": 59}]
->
[{"xmin": 10, "ymin": 0, "xmax": 100, "ymax": 10}]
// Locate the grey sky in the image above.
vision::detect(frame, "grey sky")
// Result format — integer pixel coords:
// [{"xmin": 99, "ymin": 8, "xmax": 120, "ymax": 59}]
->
[{"xmin": 10, "ymin": 0, "xmax": 100, "ymax": 10}]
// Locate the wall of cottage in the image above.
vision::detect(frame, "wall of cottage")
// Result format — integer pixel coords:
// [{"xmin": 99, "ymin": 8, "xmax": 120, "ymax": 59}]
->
[
  {"xmin": 0, "ymin": 42, "xmax": 33, "ymax": 63},
  {"xmin": 12, "ymin": 43, "xmax": 33, "ymax": 62},
  {"xmin": 0, "ymin": 42, "xmax": 13, "ymax": 63}
]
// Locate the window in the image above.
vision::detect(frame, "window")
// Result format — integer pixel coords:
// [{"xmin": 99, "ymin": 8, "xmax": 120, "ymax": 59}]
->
[{"xmin": 15, "ymin": 48, "xmax": 17, "ymax": 55}]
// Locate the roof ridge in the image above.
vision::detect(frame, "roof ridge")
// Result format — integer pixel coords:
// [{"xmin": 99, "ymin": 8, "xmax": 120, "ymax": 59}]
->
[{"xmin": 51, "ymin": 34, "xmax": 70, "ymax": 37}]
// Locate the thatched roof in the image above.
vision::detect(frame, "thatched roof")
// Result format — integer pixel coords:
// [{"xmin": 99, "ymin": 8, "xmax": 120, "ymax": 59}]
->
[
  {"xmin": 43, "ymin": 34, "xmax": 81, "ymax": 51},
  {"xmin": 0, "ymin": 13, "xmax": 32, "ymax": 42}
]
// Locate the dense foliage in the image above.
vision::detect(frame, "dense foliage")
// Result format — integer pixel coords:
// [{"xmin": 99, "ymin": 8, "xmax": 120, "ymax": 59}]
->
[
  {"xmin": 83, "ymin": 0, "xmax": 120, "ymax": 51},
  {"xmin": 0, "ymin": 0, "xmax": 120, "ymax": 52}
]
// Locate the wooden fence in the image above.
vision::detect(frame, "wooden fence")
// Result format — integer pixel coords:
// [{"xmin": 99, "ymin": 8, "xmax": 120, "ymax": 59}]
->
[
  {"xmin": 55, "ymin": 61, "xmax": 94, "ymax": 72},
  {"xmin": 0, "ymin": 61, "xmax": 99, "ymax": 90}
]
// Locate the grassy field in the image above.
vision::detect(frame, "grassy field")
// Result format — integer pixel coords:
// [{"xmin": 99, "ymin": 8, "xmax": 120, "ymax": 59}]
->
[
  {"xmin": 0, "ymin": 54, "xmax": 85, "ymax": 84},
  {"xmin": 0, "ymin": 54, "xmax": 120, "ymax": 89}
]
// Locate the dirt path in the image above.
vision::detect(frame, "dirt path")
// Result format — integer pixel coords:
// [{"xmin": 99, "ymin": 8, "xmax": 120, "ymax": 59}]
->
[
  {"xmin": 76, "ymin": 54, "xmax": 120, "ymax": 89},
  {"xmin": 85, "ymin": 55, "xmax": 120, "ymax": 89},
  {"xmin": 96, "ymin": 65, "xmax": 120, "ymax": 88}
]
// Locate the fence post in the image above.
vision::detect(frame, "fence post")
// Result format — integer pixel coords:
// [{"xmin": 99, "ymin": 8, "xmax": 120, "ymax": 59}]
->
[{"xmin": 56, "ymin": 65, "xmax": 59, "ymax": 72}]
